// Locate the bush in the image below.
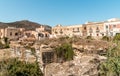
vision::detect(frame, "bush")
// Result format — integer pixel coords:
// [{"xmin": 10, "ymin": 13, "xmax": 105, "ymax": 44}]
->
[
  {"xmin": 102, "ymin": 36, "xmax": 110, "ymax": 41},
  {"xmin": 55, "ymin": 43, "xmax": 75, "ymax": 62},
  {"xmin": 113, "ymin": 33, "xmax": 120, "ymax": 41},
  {"xmin": 98, "ymin": 43, "xmax": 120, "ymax": 76},
  {"xmin": 86, "ymin": 36, "xmax": 93, "ymax": 40},
  {"xmin": 0, "ymin": 58, "xmax": 43, "ymax": 76},
  {"xmin": 4, "ymin": 44, "xmax": 10, "ymax": 48}
]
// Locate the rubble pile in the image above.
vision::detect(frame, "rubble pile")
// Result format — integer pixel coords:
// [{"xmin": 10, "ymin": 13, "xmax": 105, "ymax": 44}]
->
[{"xmin": 45, "ymin": 50, "xmax": 106, "ymax": 76}]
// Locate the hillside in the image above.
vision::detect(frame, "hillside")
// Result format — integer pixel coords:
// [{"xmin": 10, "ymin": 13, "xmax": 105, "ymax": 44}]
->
[{"xmin": 0, "ymin": 20, "xmax": 51, "ymax": 30}]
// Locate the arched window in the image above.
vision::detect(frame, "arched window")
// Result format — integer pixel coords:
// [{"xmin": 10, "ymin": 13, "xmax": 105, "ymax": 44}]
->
[
  {"xmin": 10, "ymin": 32, "xmax": 12, "ymax": 36},
  {"xmin": 106, "ymin": 25, "xmax": 108, "ymax": 29},
  {"xmin": 84, "ymin": 27, "xmax": 86, "ymax": 30},
  {"xmin": 96, "ymin": 27, "xmax": 100, "ymax": 33},
  {"xmin": 89, "ymin": 27, "xmax": 93, "ymax": 33}
]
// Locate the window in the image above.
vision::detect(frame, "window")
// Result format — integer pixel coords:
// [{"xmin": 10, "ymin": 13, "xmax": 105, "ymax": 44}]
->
[
  {"xmin": 42, "ymin": 52, "xmax": 54, "ymax": 63},
  {"xmin": 10, "ymin": 32, "xmax": 12, "ymax": 36},
  {"xmin": 55, "ymin": 31, "xmax": 58, "ymax": 34},
  {"xmin": 77, "ymin": 28, "xmax": 79, "ymax": 31},
  {"xmin": 59, "ymin": 29, "xmax": 63, "ymax": 34},
  {"xmin": 15, "ymin": 32, "xmax": 18, "ymax": 36},
  {"xmin": 113, "ymin": 25, "xmax": 116, "ymax": 28},
  {"xmin": 102, "ymin": 34, "xmax": 104, "ymax": 36},
  {"xmin": 97, "ymin": 34, "xmax": 99, "ymax": 36},
  {"xmin": 84, "ymin": 27, "xmax": 86, "ymax": 30},
  {"xmin": 73, "ymin": 28, "xmax": 74, "ymax": 31},
  {"xmin": 38, "ymin": 33, "xmax": 44, "ymax": 37},
  {"xmin": 96, "ymin": 27, "xmax": 100, "ymax": 33},
  {"xmin": 106, "ymin": 25, "xmax": 108, "ymax": 29},
  {"xmin": 45, "ymin": 34, "xmax": 48, "ymax": 37},
  {"xmin": 89, "ymin": 27, "xmax": 93, "ymax": 33},
  {"xmin": 73, "ymin": 28, "xmax": 79, "ymax": 32},
  {"xmin": 90, "ymin": 33, "xmax": 92, "ymax": 36},
  {"xmin": 110, "ymin": 32, "xmax": 113, "ymax": 36}
]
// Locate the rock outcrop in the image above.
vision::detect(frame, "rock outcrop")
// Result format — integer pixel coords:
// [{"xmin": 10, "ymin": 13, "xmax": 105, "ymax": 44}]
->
[{"xmin": 45, "ymin": 50, "xmax": 106, "ymax": 76}]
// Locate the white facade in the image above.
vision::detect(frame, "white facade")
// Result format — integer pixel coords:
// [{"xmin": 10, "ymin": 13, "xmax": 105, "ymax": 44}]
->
[{"xmin": 104, "ymin": 18, "xmax": 120, "ymax": 36}]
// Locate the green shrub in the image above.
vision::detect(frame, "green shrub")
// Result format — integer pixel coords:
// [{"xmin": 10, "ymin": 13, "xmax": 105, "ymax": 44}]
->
[
  {"xmin": 55, "ymin": 43, "xmax": 75, "ymax": 61},
  {"xmin": 86, "ymin": 36, "xmax": 93, "ymax": 40},
  {"xmin": 102, "ymin": 36, "xmax": 110, "ymax": 41},
  {"xmin": 4, "ymin": 44, "xmax": 10, "ymax": 48},
  {"xmin": 0, "ymin": 58, "xmax": 43, "ymax": 76},
  {"xmin": 98, "ymin": 43, "xmax": 120, "ymax": 76},
  {"xmin": 113, "ymin": 33, "xmax": 120, "ymax": 41}
]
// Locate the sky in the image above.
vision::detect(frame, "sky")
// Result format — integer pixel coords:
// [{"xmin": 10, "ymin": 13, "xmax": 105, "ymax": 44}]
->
[{"xmin": 0, "ymin": 0, "xmax": 120, "ymax": 26}]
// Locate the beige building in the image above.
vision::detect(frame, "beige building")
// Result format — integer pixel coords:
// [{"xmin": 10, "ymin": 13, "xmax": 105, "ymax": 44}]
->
[
  {"xmin": 52, "ymin": 20, "xmax": 108, "ymax": 38},
  {"xmin": 35, "ymin": 26, "xmax": 50, "ymax": 40},
  {"xmin": 52, "ymin": 24, "xmax": 83, "ymax": 37},
  {"xmin": 104, "ymin": 18, "xmax": 120, "ymax": 36},
  {"xmin": 23, "ymin": 26, "xmax": 51, "ymax": 40},
  {"xmin": 36, "ymin": 25, "xmax": 51, "ymax": 33},
  {"xmin": 84, "ymin": 22, "xmax": 105, "ymax": 37},
  {"xmin": 0, "ymin": 27, "xmax": 24, "ymax": 40}
]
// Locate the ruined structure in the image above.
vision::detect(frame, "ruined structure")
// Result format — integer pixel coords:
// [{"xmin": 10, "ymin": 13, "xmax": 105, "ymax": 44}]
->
[{"xmin": 0, "ymin": 27, "xmax": 24, "ymax": 40}]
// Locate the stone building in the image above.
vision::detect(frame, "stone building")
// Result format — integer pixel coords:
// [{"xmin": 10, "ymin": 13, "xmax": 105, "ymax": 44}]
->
[
  {"xmin": 52, "ymin": 18, "xmax": 120, "ymax": 38},
  {"xmin": 0, "ymin": 27, "xmax": 24, "ymax": 40},
  {"xmin": 83, "ymin": 22, "xmax": 105, "ymax": 38},
  {"xmin": 104, "ymin": 18, "xmax": 120, "ymax": 36},
  {"xmin": 52, "ymin": 24, "xmax": 83, "ymax": 37},
  {"xmin": 21, "ymin": 26, "xmax": 51, "ymax": 41},
  {"xmin": 36, "ymin": 25, "xmax": 51, "ymax": 34},
  {"xmin": 35, "ymin": 26, "xmax": 51, "ymax": 40}
]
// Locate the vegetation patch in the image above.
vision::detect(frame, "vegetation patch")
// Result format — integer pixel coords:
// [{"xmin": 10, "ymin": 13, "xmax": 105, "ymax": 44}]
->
[{"xmin": 0, "ymin": 58, "xmax": 43, "ymax": 76}]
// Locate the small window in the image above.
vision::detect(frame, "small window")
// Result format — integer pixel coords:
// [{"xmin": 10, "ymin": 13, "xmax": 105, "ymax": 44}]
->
[
  {"xmin": 106, "ymin": 25, "xmax": 108, "ymax": 29},
  {"xmin": 38, "ymin": 33, "xmax": 44, "ymax": 37},
  {"xmin": 10, "ymin": 32, "xmax": 12, "ymax": 36},
  {"xmin": 77, "ymin": 28, "xmax": 79, "ymax": 31},
  {"xmin": 97, "ymin": 34, "xmax": 99, "ymax": 36},
  {"xmin": 15, "ymin": 33, "xmax": 18, "ymax": 36},
  {"xmin": 89, "ymin": 27, "xmax": 93, "ymax": 33},
  {"xmin": 60, "ymin": 29, "xmax": 62, "ymax": 32},
  {"xmin": 55, "ymin": 31, "xmax": 58, "ymax": 34},
  {"xmin": 113, "ymin": 25, "xmax": 116, "ymax": 28},
  {"xmin": 84, "ymin": 27, "xmax": 86, "ymax": 30},
  {"xmin": 96, "ymin": 27, "xmax": 100, "ymax": 33},
  {"xmin": 96, "ymin": 27, "xmax": 99, "ymax": 30},
  {"xmin": 90, "ymin": 33, "xmax": 92, "ymax": 36},
  {"xmin": 102, "ymin": 34, "xmax": 104, "ymax": 36},
  {"xmin": 45, "ymin": 34, "xmax": 48, "ymax": 37},
  {"xmin": 73, "ymin": 28, "xmax": 74, "ymax": 31}
]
